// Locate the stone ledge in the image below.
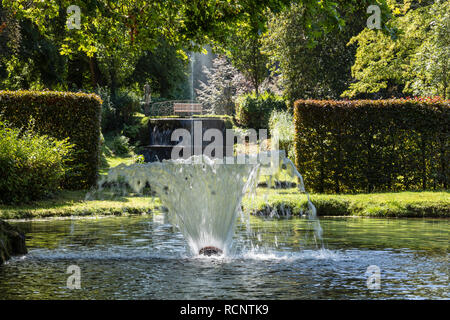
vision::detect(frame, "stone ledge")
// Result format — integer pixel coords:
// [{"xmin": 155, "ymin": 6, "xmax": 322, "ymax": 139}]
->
[{"xmin": 0, "ymin": 219, "xmax": 27, "ymax": 265}]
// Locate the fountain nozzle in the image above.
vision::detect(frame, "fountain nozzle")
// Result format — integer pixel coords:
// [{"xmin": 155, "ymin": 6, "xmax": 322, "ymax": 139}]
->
[{"xmin": 199, "ymin": 246, "xmax": 223, "ymax": 256}]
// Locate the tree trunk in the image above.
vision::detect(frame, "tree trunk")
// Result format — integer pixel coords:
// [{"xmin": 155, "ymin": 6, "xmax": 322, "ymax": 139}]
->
[{"xmin": 88, "ymin": 55, "xmax": 103, "ymax": 88}]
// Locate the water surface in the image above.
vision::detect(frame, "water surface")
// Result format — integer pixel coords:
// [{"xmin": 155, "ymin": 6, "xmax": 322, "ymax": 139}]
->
[{"xmin": 0, "ymin": 215, "xmax": 448, "ymax": 299}]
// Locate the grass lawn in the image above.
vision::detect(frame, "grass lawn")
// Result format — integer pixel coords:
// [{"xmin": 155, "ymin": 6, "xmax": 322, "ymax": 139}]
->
[
  {"xmin": 244, "ymin": 188, "xmax": 450, "ymax": 218},
  {"xmin": 1, "ymin": 187, "xmax": 448, "ymax": 220},
  {"xmin": 99, "ymin": 155, "xmax": 136, "ymax": 175},
  {"xmin": 1, "ymin": 155, "xmax": 448, "ymax": 220},
  {"xmin": 0, "ymin": 190, "xmax": 161, "ymax": 220}
]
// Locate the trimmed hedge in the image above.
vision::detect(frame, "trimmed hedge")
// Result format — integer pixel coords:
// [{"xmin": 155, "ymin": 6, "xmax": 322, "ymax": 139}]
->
[
  {"xmin": 0, "ymin": 91, "xmax": 102, "ymax": 189},
  {"xmin": 294, "ymin": 99, "xmax": 449, "ymax": 193}
]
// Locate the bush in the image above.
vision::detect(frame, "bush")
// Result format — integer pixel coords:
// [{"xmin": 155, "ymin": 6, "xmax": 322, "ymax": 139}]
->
[
  {"xmin": 111, "ymin": 135, "xmax": 133, "ymax": 156},
  {"xmin": 235, "ymin": 92, "xmax": 286, "ymax": 130},
  {"xmin": 269, "ymin": 110, "xmax": 295, "ymax": 160},
  {"xmin": 294, "ymin": 99, "xmax": 450, "ymax": 193},
  {"xmin": 96, "ymin": 87, "xmax": 141, "ymax": 132},
  {"xmin": 0, "ymin": 120, "xmax": 73, "ymax": 204},
  {"xmin": 96, "ymin": 87, "xmax": 115, "ymax": 132},
  {"xmin": 99, "ymin": 132, "xmax": 112, "ymax": 167},
  {"xmin": 0, "ymin": 90, "xmax": 102, "ymax": 189}
]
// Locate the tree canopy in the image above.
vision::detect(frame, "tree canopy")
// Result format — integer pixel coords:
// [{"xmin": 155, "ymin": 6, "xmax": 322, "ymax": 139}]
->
[{"xmin": 343, "ymin": 0, "xmax": 449, "ymax": 99}]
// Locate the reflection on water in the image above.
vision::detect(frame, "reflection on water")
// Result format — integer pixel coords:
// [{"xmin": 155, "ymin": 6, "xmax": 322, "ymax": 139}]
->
[{"xmin": 0, "ymin": 215, "xmax": 448, "ymax": 299}]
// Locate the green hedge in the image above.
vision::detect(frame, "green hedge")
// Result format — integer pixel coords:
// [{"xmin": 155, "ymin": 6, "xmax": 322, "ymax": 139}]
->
[
  {"xmin": 294, "ymin": 99, "xmax": 449, "ymax": 193},
  {"xmin": 236, "ymin": 93, "xmax": 286, "ymax": 130},
  {"xmin": 0, "ymin": 91, "xmax": 102, "ymax": 189}
]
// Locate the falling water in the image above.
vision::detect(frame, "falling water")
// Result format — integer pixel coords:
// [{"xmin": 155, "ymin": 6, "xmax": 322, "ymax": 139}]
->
[
  {"xmin": 188, "ymin": 46, "xmax": 214, "ymax": 103},
  {"xmin": 99, "ymin": 153, "xmax": 321, "ymax": 256},
  {"xmin": 283, "ymin": 157, "xmax": 323, "ymax": 241}
]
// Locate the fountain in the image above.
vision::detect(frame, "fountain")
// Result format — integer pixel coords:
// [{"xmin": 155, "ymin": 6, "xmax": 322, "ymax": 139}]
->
[
  {"xmin": 104, "ymin": 47, "xmax": 319, "ymax": 256},
  {"xmin": 100, "ymin": 152, "xmax": 319, "ymax": 256},
  {"xmin": 143, "ymin": 117, "xmax": 231, "ymax": 162}
]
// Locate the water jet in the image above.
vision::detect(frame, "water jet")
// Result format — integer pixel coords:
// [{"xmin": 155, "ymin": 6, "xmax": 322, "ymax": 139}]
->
[{"xmin": 100, "ymin": 152, "xmax": 319, "ymax": 256}]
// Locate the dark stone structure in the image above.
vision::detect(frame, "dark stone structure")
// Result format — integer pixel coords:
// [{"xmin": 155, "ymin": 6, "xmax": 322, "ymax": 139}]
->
[
  {"xmin": 142, "ymin": 117, "xmax": 231, "ymax": 162},
  {"xmin": 0, "ymin": 220, "xmax": 27, "ymax": 265}
]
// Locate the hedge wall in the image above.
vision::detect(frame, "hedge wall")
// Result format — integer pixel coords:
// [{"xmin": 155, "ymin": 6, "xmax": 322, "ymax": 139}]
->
[
  {"xmin": 294, "ymin": 99, "xmax": 449, "ymax": 193},
  {"xmin": 0, "ymin": 91, "xmax": 102, "ymax": 189}
]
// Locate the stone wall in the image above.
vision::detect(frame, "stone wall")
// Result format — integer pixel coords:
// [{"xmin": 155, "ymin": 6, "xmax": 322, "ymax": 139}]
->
[{"xmin": 0, "ymin": 220, "xmax": 27, "ymax": 264}]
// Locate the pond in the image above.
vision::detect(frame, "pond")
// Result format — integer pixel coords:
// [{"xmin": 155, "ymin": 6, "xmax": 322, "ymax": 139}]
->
[{"xmin": 0, "ymin": 215, "xmax": 448, "ymax": 299}]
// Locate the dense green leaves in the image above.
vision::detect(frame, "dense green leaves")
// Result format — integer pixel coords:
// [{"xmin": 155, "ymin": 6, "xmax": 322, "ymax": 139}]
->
[
  {"xmin": 235, "ymin": 92, "xmax": 286, "ymax": 130},
  {"xmin": 0, "ymin": 91, "xmax": 102, "ymax": 189},
  {"xmin": 0, "ymin": 120, "xmax": 74, "ymax": 204},
  {"xmin": 343, "ymin": 0, "xmax": 449, "ymax": 98},
  {"xmin": 263, "ymin": 0, "xmax": 377, "ymax": 102},
  {"xmin": 294, "ymin": 99, "xmax": 449, "ymax": 193}
]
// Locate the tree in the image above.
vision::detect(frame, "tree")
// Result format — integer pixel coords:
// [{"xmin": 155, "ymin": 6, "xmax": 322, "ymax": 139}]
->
[
  {"xmin": 196, "ymin": 56, "xmax": 251, "ymax": 115},
  {"xmin": 343, "ymin": 0, "xmax": 449, "ymax": 99},
  {"xmin": 214, "ymin": 4, "xmax": 270, "ymax": 96},
  {"xmin": 263, "ymin": 0, "xmax": 378, "ymax": 102},
  {"xmin": 2, "ymin": 0, "xmax": 343, "ymax": 87},
  {"xmin": 224, "ymin": 26, "xmax": 268, "ymax": 96},
  {"xmin": 409, "ymin": 0, "xmax": 449, "ymax": 99},
  {"xmin": 0, "ymin": 3, "xmax": 66, "ymax": 90},
  {"xmin": 128, "ymin": 39, "xmax": 190, "ymax": 99}
]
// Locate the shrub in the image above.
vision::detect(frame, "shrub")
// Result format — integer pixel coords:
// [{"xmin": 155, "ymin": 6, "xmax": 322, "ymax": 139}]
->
[
  {"xmin": 269, "ymin": 110, "xmax": 295, "ymax": 160},
  {"xmin": 0, "ymin": 90, "xmax": 102, "ymax": 189},
  {"xmin": 0, "ymin": 120, "xmax": 74, "ymax": 204},
  {"xmin": 96, "ymin": 87, "xmax": 115, "ymax": 132},
  {"xmin": 97, "ymin": 86, "xmax": 146, "ymax": 151},
  {"xmin": 96, "ymin": 87, "xmax": 141, "ymax": 132},
  {"xmin": 99, "ymin": 132, "xmax": 112, "ymax": 167},
  {"xmin": 294, "ymin": 99, "xmax": 449, "ymax": 193},
  {"xmin": 113, "ymin": 90, "xmax": 141, "ymax": 127},
  {"xmin": 236, "ymin": 92, "xmax": 286, "ymax": 130},
  {"xmin": 111, "ymin": 135, "xmax": 132, "ymax": 156}
]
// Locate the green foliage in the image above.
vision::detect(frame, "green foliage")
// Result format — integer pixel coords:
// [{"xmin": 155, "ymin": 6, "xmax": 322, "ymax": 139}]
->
[
  {"xmin": 96, "ymin": 87, "xmax": 141, "ymax": 133},
  {"xmin": 269, "ymin": 110, "xmax": 295, "ymax": 160},
  {"xmin": 1, "ymin": 0, "xmax": 354, "ymax": 102},
  {"xmin": 132, "ymin": 154, "xmax": 145, "ymax": 164},
  {"xmin": 3, "ymin": 0, "xmax": 340, "ymax": 58},
  {"xmin": 110, "ymin": 135, "xmax": 133, "ymax": 156},
  {"xmin": 343, "ymin": 0, "xmax": 449, "ymax": 99},
  {"xmin": 0, "ymin": 120, "xmax": 73, "ymax": 204},
  {"xmin": 294, "ymin": 99, "xmax": 449, "ymax": 193},
  {"xmin": 217, "ymin": 16, "xmax": 269, "ymax": 95},
  {"xmin": 236, "ymin": 92, "xmax": 286, "ymax": 130},
  {"xmin": 263, "ymin": 1, "xmax": 376, "ymax": 101},
  {"xmin": 0, "ymin": 90, "xmax": 102, "ymax": 189},
  {"xmin": 0, "ymin": 4, "xmax": 66, "ymax": 91},
  {"xmin": 409, "ymin": 1, "xmax": 449, "ymax": 99},
  {"xmin": 128, "ymin": 42, "xmax": 190, "ymax": 99}
]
